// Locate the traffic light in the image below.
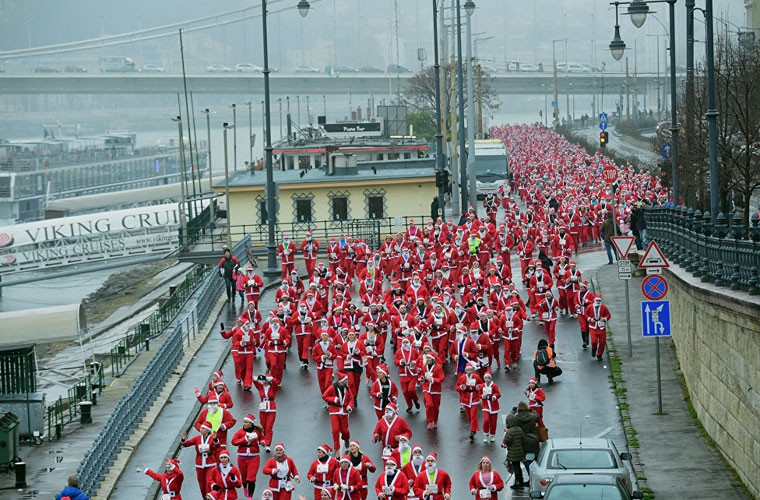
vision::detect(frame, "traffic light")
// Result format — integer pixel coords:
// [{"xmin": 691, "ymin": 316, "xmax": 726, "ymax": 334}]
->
[
  {"xmin": 599, "ymin": 131, "xmax": 609, "ymax": 148},
  {"xmin": 435, "ymin": 170, "xmax": 449, "ymax": 189}
]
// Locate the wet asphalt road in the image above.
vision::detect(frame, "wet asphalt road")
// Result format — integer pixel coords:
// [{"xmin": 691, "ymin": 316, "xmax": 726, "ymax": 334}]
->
[{"xmin": 120, "ymin": 246, "xmax": 625, "ymax": 500}]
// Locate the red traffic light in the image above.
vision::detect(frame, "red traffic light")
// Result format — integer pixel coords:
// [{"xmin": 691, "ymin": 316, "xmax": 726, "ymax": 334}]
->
[{"xmin": 599, "ymin": 131, "xmax": 609, "ymax": 144}]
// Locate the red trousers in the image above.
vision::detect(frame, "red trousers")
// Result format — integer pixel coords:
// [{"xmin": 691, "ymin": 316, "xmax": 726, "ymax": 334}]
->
[
  {"xmin": 490, "ymin": 341, "xmax": 501, "ymax": 367},
  {"xmin": 195, "ymin": 466, "xmax": 215, "ymax": 498},
  {"xmin": 365, "ymin": 357, "xmax": 379, "ymax": 382},
  {"xmin": 544, "ymin": 320, "xmax": 557, "ymax": 345},
  {"xmin": 329, "ymin": 413, "xmax": 350, "ymax": 450},
  {"xmin": 317, "ymin": 368, "xmax": 333, "ymax": 395},
  {"xmin": 530, "ymin": 405, "xmax": 545, "ymax": 427},
  {"xmin": 281, "ymin": 262, "xmax": 295, "ymax": 279},
  {"xmin": 464, "ymin": 404, "xmax": 480, "ymax": 432},
  {"xmin": 399, "ymin": 376, "xmax": 419, "ymax": 409},
  {"xmin": 558, "ymin": 288, "xmax": 569, "ymax": 312},
  {"xmin": 231, "ymin": 352, "xmax": 242, "ymax": 383},
  {"xmin": 503, "ymin": 337, "xmax": 522, "ymax": 365},
  {"xmin": 347, "ymin": 371, "xmax": 361, "ymax": 400},
  {"xmin": 590, "ymin": 329, "xmax": 607, "ymax": 357},
  {"xmin": 304, "ymin": 258, "xmax": 316, "ymax": 278},
  {"xmin": 266, "ymin": 351, "xmax": 286, "ymax": 382},
  {"xmin": 482, "ymin": 411, "xmax": 499, "ymax": 435},
  {"xmin": 238, "ymin": 353, "xmax": 254, "ymax": 388},
  {"xmin": 238, "ymin": 455, "xmax": 260, "ymax": 482},
  {"xmin": 295, "ymin": 334, "xmax": 312, "ymax": 362},
  {"xmin": 259, "ymin": 411, "xmax": 276, "ymax": 446},
  {"xmin": 423, "ymin": 392, "xmax": 441, "ymax": 424},
  {"xmin": 272, "ymin": 490, "xmax": 292, "ymax": 500},
  {"xmin": 431, "ymin": 335, "xmax": 448, "ymax": 360}
]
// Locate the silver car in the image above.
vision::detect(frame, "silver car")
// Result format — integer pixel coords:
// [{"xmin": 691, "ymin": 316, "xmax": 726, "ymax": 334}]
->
[
  {"xmin": 529, "ymin": 438, "xmax": 634, "ymax": 495},
  {"xmin": 530, "ymin": 474, "xmax": 643, "ymax": 499}
]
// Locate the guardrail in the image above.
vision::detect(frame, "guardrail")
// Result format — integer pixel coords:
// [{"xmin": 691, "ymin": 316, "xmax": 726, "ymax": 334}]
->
[
  {"xmin": 180, "ymin": 215, "xmax": 432, "ymax": 253},
  {"xmin": 180, "ymin": 199, "xmax": 218, "ymax": 247},
  {"xmin": 76, "ymin": 236, "xmax": 246, "ymax": 496},
  {"xmin": 45, "ymin": 362, "xmax": 104, "ymax": 440},
  {"xmin": 643, "ymin": 205, "xmax": 760, "ymax": 294},
  {"xmin": 109, "ymin": 264, "xmax": 210, "ymax": 378}
]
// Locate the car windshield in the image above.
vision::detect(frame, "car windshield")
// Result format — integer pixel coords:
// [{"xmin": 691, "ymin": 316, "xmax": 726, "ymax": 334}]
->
[
  {"xmin": 475, "ymin": 156, "xmax": 507, "ymax": 180},
  {"xmin": 546, "ymin": 484, "xmax": 624, "ymax": 499},
  {"xmin": 549, "ymin": 450, "xmax": 617, "ymax": 469}
]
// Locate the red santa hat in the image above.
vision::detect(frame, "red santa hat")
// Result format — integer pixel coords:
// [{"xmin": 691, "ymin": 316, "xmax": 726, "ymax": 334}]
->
[
  {"xmin": 529, "ymin": 377, "xmax": 538, "ymax": 385},
  {"xmin": 207, "ymin": 396, "xmax": 219, "ymax": 404},
  {"xmin": 385, "ymin": 457, "xmax": 398, "ymax": 466},
  {"xmin": 243, "ymin": 413, "xmax": 256, "ymax": 424},
  {"xmin": 200, "ymin": 421, "xmax": 214, "ymax": 432},
  {"xmin": 385, "ymin": 403, "xmax": 398, "ymax": 414},
  {"xmin": 339, "ymin": 455, "xmax": 352, "ymax": 463},
  {"xmin": 212, "ymin": 370, "xmax": 224, "ymax": 379},
  {"xmin": 376, "ymin": 364, "xmax": 389, "ymax": 377},
  {"xmin": 317, "ymin": 443, "xmax": 332, "ymax": 455},
  {"xmin": 349, "ymin": 440, "xmax": 360, "ymax": 449},
  {"xmin": 213, "ymin": 379, "xmax": 225, "ymax": 387},
  {"xmin": 412, "ymin": 444, "xmax": 423, "ymax": 454},
  {"xmin": 306, "ymin": 230, "xmax": 312, "ymax": 236},
  {"xmin": 426, "ymin": 452, "xmax": 438, "ymax": 462},
  {"xmin": 274, "ymin": 443, "xmax": 285, "ymax": 451},
  {"xmin": 483, "ymin": 370, "xmax": 492, "ymax": 379},
  {"xmin": 283, "ymin": 234, "xmax": 289, "ymax": 239},
  {"xmin": 336, "ymin": 372, "xmax": 349, "ymax": 383},
  {"xmin": 218, "ymin": 448, "xmax": 231, "ymax": 459},
  {"xmin": 167, "ymin": 458, "xmax": 181, "ymax": 470},
  {"xmin": 481, "ymin": 455, "xmax": 492, "ymax": 463}
]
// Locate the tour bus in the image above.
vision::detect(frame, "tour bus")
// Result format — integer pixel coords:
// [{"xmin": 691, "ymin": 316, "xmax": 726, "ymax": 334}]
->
[
  {"xmin": 99, "ymin": 57, "xmax": 137, "ymax": 73},
  {"xmin": 473, "ymin": 139, "xmax": 510, "ymax": 199}
]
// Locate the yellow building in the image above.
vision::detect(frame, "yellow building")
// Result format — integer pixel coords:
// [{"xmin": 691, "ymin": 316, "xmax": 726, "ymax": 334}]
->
[{"xmin": 216, "ymin": 158, "xmax": 439, "ymax": 246}]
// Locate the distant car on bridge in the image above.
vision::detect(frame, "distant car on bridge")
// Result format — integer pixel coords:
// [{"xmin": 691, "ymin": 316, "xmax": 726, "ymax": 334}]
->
[
  {"xmin": 359, "ymin": 65, "xmax": 384, "ymax": 73},
  {"xmin": 325, "ymin": 64, "xmax": 359, "ymax": 75},
  {"xmin": 206, "ymin": 64, "xmax": 232, "ymax": 73},
  {"xmin": 33, "ymin": 65, "xmax": 61, "ymax": 73},
  {"xmin": 294, "ymin": 64, "xmax": 320, "ymax": 73},
  {"xmin": 64, "ymin": 65, "xmax": 88, "ymax": 73},
  {"xmin": 142, "ymin": 63, "xmax": 165, "ymax": 73},
  {"xmin": 387, "ymin": 64, "xmax": 413, "ymax": 74},
  {"xmin": 236, "ymin": 63, "xmax": 264, "ymax": 73}
]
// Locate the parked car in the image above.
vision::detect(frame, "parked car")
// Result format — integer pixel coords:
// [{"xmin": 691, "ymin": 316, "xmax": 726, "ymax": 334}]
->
[
  {"xmin": 359, "ymin": 65, "xmax": 384, "ymax": 73},
  {"xmin": 64, "ymin": 65, "xmax": 87, "ymax": 73},
  {"xmin": 207, "ymin": 64, "xmax": 232, "ymax": 73},
  {"xmin": 387, "ymin": 64, "xmax": 412, "ymax": 74},
  {"xmin": 33, "ymin": 65, "xmax": 61, "ymax": 73},
  {"xmin": 142, "ymin": 63, "xmax": 165, "ymax": 73},
  {"xmin": 295, "ymin": 64, "xmax": 320, "ymax": 73},
  {"xmin": 236, "ymin": 63, "xmax": 264, "ymax": 73},
  {"xmin": 529, "ymin": 474, "xmax": 644, "ymax": 499},
  {"xmin": 529, "ymin": 438, "xmax": 634, "ymax": 495}
]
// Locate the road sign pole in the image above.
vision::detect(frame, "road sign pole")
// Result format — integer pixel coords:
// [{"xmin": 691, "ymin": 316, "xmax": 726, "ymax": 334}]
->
[
  {"xmin": 626, "ymin": 279, "xmax": 632, "ymax": 357},
  {"xmin": 655, "ymin": 337, "xmax": 663, "ymax": 414}
]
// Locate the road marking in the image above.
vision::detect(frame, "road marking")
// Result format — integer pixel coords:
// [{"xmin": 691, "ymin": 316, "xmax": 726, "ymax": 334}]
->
[{"xmin": 594, "ymin": 426, "xmax": 615, "ymax": 438}]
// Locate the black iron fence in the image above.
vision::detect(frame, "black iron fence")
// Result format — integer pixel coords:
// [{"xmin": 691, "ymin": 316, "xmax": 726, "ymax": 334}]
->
[{"xmin": 643, "ymin": 205, "xmax": 760, "ymax": 294}]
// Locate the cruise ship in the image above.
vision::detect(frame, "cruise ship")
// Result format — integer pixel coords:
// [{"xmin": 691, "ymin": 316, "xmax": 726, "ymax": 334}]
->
[{"xmin": 0, "ymin": 129, "xmax": 207, "ymax": 225}]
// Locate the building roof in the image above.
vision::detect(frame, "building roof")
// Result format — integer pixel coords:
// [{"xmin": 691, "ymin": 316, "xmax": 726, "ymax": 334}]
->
[{"xmin": 216, "ymin": 158, "xmax": 436, "ymax": 191}]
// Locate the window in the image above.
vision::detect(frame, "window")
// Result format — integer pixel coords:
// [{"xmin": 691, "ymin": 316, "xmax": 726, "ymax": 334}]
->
[
  {"xmin": 298, "ymin": 155, "xmax": 311, "ymax": 169},
  {"xmin": 365, "ymin": 189, "xmax": 386, "ymax": 219},
  {"xmin": 376, "ymin": 153, "xmax": 384, "ymax": 161},
  {"xmin": 329, "ymin": 191, "xmax": 350, "ymax": 222},
  {"xmin": 292, "ymin": 192, "xmax": 315, "ymax": 226},
  {"xmin": 258, "ymin": 199, "xmax": 268, "ymax": 225},
  {"xmin": 0, "ymin": 177, "xmax": 10, "ymax": 198}
]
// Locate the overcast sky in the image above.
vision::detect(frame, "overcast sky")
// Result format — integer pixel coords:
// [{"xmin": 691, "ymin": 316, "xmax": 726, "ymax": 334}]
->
[{"xmin": 0, "ymin": 0, "xmax": 748, "ymax": 73}]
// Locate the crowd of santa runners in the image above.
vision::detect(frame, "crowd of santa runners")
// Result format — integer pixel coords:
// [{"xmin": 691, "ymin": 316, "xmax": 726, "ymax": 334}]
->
[{"xmin": 143, "ymin": 124, "xmax": 667, "ymax": 500}]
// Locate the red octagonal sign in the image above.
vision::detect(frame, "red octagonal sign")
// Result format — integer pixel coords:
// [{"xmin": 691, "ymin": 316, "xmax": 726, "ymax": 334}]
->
[{"xmin": 602, "ymin": 165, "xmax": 618, "ymax": 184}]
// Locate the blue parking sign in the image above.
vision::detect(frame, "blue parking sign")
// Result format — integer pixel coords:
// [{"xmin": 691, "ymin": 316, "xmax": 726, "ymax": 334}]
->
[{"xmin": 641, "ymin": 300, "xmax": 671, "ymax": 337}]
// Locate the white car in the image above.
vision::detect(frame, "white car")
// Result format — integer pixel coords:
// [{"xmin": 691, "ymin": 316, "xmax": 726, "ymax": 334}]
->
[
  {"xmin": 206, "ymin": 64, "xmax": 232, "ymax": 73},
  {"xmin": 519, "ymin": 63, "xmax": 541, "ymax": 72},
  {"xmin": 142, "ymin": 63, "xmax": 165, "ymax": 73},
  {"xmin": 236, "ymin": 63, "xmax": 264, "ymax": 73},
  {"xmin": 295, "ymin": 64, "xmax": 319, "ymax": 73}
]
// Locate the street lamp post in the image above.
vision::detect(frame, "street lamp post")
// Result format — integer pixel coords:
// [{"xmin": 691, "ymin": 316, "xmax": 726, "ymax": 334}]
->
[
  {"xmin": 278, "ymin": 98, "xmax": 283, "ymax": 138},
  {"xmin": 223, "ymin": 122, "xmax": 234, "ymax": 249},
  {"xmin": 432, "ymin": 0, "xmax": 447, "ymax": 220},
  {"xmin": 172, "ymin": 116, "xmax": 188, "ymax": 249},
  {"xmin": 465, "ymin": 0, "xmax": 477, "ymax": 209},
  {"xmin": 455, "ymin": 0, "xmax": 469, "ymax": 212},
  {"xmin": 245, "ymin": 101, "xmax": 253, "ymax": 172},
  {"xmin": 611, "ymin": 0, "xmax": 679, "ymax": 204},
  {"xmin": 231, "ymin": 103, "xmax": 237, "ymax": 172},
  {"xmin": 702, "ymin": 0, "xmax": 720, "ymax": 221},
  {"xmin": 202, "ymin": 108, "xmax": 213, "ymax": 192},
  {"xmin": 551, "ymin": 39, "xmax": 566, "ymax": 126}
]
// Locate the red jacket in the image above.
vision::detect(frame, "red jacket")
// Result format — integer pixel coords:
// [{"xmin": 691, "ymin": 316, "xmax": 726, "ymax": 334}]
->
[
  {"xmin": 374, "ymin": 469, "xmax": 410, "ymax": 499},
  {"xmin": 194, "ymin": 408, "xmax": 236, "ymax": 444},
  {"xmin": 322, "ymin": 384, "xmax": 355, "ymax": 415},
  {"xmin": 372, "ymin": 415, "xmax": 413, "ymax": 449},
  {"xmin": 181, "ymin": 433, "xmax": 219, "ymax": 468},
  {"xmin": 412, "ymin": 468, "xmax": 453, "ymax": 500},
  {"xmin": 332, "ymin": 466, "xmax": 364, "ymax": 500},
  {"xmin": 262, "ymin": 456, "xmax": 299, "ymax": 492},
  {"xmin": 457, "ymin": 373, "xmax": 484, "ymax": 407},
  {"xmin": 145, "ymin": 466, "xmax": 184, "ymax": 498},
  {"xmin": 307, "ymin": 457, "xmax": 339, "ymax": 489},
  {"xmin": 208, "ymin": 464, "xmax": 242, "ymax": 500},
  {"xmin": 418, "ymin": 362, "xmax": 445, "ymax": 394}
]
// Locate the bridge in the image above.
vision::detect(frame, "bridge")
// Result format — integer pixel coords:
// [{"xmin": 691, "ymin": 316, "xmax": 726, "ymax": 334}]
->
[{"xmin": 0, "ymin": 72, "xmax": 658, "ymax": 95}]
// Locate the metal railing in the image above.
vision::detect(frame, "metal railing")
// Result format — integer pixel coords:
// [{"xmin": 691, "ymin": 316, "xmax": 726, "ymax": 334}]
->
[
  {"xmin": 643, "ymin": 205, "xmax": 760, "ymax": 294},
  {"xmin": 76, "ymin": 236, "xmax": 246, "ymax": 496},
  {"xmin": 179, "ymin": 214, "xmax": 432, "ymax": 253},
  {"xmin": 0, "ymin": 345, "xmax": 37, "ymax": 394},
  {"xmin": 179, "ymin": 199, "xmax": 218, "ymax": 248},
  {"xmin": 45, "ymin": 362, "xmax": 104, "ymax": 440}
]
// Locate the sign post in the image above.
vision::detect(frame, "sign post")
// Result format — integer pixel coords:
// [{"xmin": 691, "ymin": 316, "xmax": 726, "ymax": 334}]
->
[
  {"xmin": 642, "ymin": 299, "xmax": 671, "ymax": 414},
  {"xmin": 611, "ymin": 235, "xmax": 635, "ymax": 356}
]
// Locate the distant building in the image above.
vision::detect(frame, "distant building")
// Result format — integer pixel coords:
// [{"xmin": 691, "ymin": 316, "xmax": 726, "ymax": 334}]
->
[{"xmin": 747, "ymin": 0, "xmax": 760, "ymax": 32}]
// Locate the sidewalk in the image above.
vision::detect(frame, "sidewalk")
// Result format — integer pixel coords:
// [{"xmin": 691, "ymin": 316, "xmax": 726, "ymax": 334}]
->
[{"xmin": 594, "ymin": 263, "xmax": 748, "ymax": 499}]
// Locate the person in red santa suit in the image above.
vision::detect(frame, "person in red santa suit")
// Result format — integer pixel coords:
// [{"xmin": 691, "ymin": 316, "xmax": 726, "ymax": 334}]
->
[
  {"xmin": 457, "ymin": 362, "xmax": 484, "ymax": 442},
  {"xmin": 331, "ymin": 455, "xmax": 363, "ymax": 500},
  {"xmin": 239, "ymin": 302, "xmax": 263, "ymax": 337},
  {"xmin": 516, "ymin": 234, "xmax": 535, "ymax": 277},
  {"xmin": 524, "ymin": 377, "xmax": 546, "ymax": 426},
  {"xmin": 449, "ymin": 327, "xmax": 479, "ymax": 379},
  {"xmin": 538, "ymin": 290, "xmax": 560, "ymax": 347},
  {"xmin": 370, "ymin": 365, "xmax": 399, "ymax": 419},
  {"xmin": 574, "ymin": 282, "xmax": 594, "ymax": 349},
  {"xmin": 404, "ymin": 273, "xmax": 430, "ymax": 304},
  {"xmin": 302, "ymin": 289, "xmax": 324, "ymax": 317},
  {"xmin": 194, "ymin": 397, "xmax": 236, "ymax": 447},
  {"xmin": 243, "ymin": 265, "xmax": 265, "ymax": 307},
  {"xmin": 359, "ymin": 276, "xmax": 383, "ymax": 307},
  {"xmin": 552, "ymin": 255, "xmax": 571, "ymax": 315},
  {"xmin": 338, "ymin": 330, "xmax": 366, "ymax": 399},
  {"xmin": 469, "ymin": 319, "xmax": 494, "ymax": 378},
  {"xmin": 234, "ymin": 320, "xmax": 258, "ymax": 391},
  {"xmin": 418, "ymin": 353, "xmax": 444, "ymax": 430},
  {"xmin": 478, "ymin": 372, "xmax": 501, "ymax": 443},
  {"xmin": 375, "ymin": 457, "xmax": 410, "ymax": 500},
  {"xmin": 340, "ymin": 236, "xmax": 357, "ymax": 280},
  {"xmin": 326, "ymin": 238, "xmax": 341, "ymax": 275},
  {"xmin": 394, "ymin": 337, "xmax": 421, "ymax": 413},
  {"xmin": 551, "ymin": 225, "xmax": 575, "ymax": 262},
  {"xmin": 144, "ymin": 457, "xmax": 184, "ymax": 500},
  {"xmin": 287, "ymin": 301, "xmax": 315, "ymax": 370},
  {"xmin": 494, "ymin": 226, "xmax": 514, "ymax": 272},
  {"xmin": 358, "ymin": 324, "xmax": 383, "ymax": 384},
  {"xmin": 411, "ymin": 453, "xmax": 452, "ymax": 500},
  {"xmin": 565, "ymin": 261, "xmax": 583, "ymax": 315},
  {"xmin": 301, "ymin": 231, "xmax": 320, "ymax": 278},
  {"xmin": 262, "ymin": 443, "xmax": 301, "ymax": 500},
  {"xmin": 220, "ymin": 320, "xmax": 246, "ymax": 386},
  {"xmin": 345, "ymin": 441, "xmax": 376, "ymax": 500},
  {"xmin": 231, "ymin": 414, "xmax": 266, "ymax": 499},
  {"xmin": 425, "ymin": 303, "xmax": 450, "ymax": 360},
  {"xmin": 181, "ymin": 422, "xmax": 220, "ymax": 499},
  {"xmin": 322, "ymin": 372, "xmax": 356, "ymax": 453},
  {"xmin": 253, "ymin": 373, "xmax": 280, "ymax": 452},
  {"xmin": 307, "ymin": 444, "xmax": 339, "ymax": 499},
  {"xmin": 502, "ymin": 301, "xmax": 527, "ymax": 371},
  {"xmin": 528, "ymin": 261, "xmax": 553, "ymax": 318},
  {"xmin": 468, "ymin": 456, "xmax": 505, "ymax": 499},
  {"xmin": 312, "ymin": 330, "xmax": 338, "ymax": 396},
  {"xmin": 400, "ymin": 445, "xmax": 425, "ymax": 499},
  {"xmin": 262, "ymin": 317, "xmax": 289, "ymax": 383},
  {"xmin": 208, "ymin": 448, "xmax": 243, "ymax": 500},
  {"xmin": 372, "ymin": 403, "xmax": 413, "ymax": 455},
  {"xmin": 278, "ymin": 234, "xmax": 297, "ymax": 280},
  {"xmin": 196, "ymin": 378, "xmax": 234, "ymax": 410},
  {"xmin": 585, "ymin": 294, "xmax": 612, "ymax": 361}
]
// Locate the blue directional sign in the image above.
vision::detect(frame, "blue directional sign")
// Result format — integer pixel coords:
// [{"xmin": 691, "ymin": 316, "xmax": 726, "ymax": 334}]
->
[
  {"xmin": 660, "ymin": 143, "xmax": 673, "ymax": 160},
  {"xmin": 600, "ymin": 121, "xmax": 608, "ymax": 131},
  {"xmin": 641, "ymin": 300, "xmax": 671, "ymax": 337},
  {"xmin": 599, "ymin": 112, "xmax": 608, "ymax": 122}
]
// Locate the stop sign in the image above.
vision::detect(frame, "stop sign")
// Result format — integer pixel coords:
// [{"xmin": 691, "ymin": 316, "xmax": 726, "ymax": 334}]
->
[{"xmin": 602, "ymin": 165, "xmax": 618, "ymax": 184}]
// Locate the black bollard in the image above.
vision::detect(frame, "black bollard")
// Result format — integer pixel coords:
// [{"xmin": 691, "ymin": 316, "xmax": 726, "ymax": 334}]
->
[
  {"xmin": 79, "ymin": 401, "xmax": 93, "ymax": 424},
  {"xmin": 14, "ymin": 461, "xmax": 26, "ymax": 488}
]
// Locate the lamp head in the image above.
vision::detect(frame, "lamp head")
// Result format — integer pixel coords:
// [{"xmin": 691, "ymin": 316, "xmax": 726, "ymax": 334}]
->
[
  {"xmin": 609, "ymin": 25, "xmax": 626, "ymax": 61},
  {"xmin": 464, "ymin": 0, "xmax": 476, "ymax": 16},
  {"xmin": 628, "ymin": 0, "xmax": 650, "ymax": 28},
  {"xmin": 298, "ymin": 0, "xmax": 310, "ymax": 18}
]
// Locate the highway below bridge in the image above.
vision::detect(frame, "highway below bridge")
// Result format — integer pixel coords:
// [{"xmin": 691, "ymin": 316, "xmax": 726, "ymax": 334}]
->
[{"xmin": 0, "ymin": 72, "xmax": 659, "ymax": 96}]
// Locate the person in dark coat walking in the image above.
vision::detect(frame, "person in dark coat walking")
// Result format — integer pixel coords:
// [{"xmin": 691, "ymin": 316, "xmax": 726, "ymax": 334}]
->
[
  {"xmin": 501, "ymin": 423, "xmax": 525, "ymax": 490},
  {"xmin": 506, "ymin": 402, "xmax": 540, "ymax": 486}
]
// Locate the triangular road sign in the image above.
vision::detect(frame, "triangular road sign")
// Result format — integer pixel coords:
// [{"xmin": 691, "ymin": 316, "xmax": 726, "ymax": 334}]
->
[
  {"xmin": 611, "ymin": 236, "xmax": 636, "ymax": 258},
  {"xmin": 639, "ymin": 240, "xmax": 670, "ymax": 268}
]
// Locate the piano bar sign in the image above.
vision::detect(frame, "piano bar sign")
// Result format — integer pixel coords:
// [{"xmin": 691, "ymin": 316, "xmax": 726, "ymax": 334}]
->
[{"xmin": 323, "ymin": 122, "xmax": 383, "ymax": 138}]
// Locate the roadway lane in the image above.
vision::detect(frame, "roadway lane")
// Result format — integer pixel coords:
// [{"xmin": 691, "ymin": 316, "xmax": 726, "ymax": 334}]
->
[{"xmin": 119, "ymin": 244, "xmax": 625, "ymax": 500}]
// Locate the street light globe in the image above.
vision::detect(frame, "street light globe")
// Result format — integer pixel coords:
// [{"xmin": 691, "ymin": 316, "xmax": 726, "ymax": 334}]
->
[
  {"xmin": 464, "ymin": 0, "xmax": 476, "ymax": 16},
  {"xmin": 627, "ymin": 0, "xmax": 649, "ymax": 28},
  {"xmin": 297, "ymin": 0, "xmax": 310, "ymax": 18},
  {"xmin": 609, "ymin": 26, "xmax": 626, "ymax": 61}
]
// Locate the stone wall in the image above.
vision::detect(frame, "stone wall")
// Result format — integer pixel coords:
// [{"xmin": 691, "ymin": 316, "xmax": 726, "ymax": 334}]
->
[{"xmin": 667, "ymin": 268, "xmax": 760, "ymax": 499}]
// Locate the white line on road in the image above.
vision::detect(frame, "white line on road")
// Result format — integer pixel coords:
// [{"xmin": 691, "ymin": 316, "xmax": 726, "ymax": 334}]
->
[{"xmin": 595, "ymin": 426, "xmax": 616, "ymax": 438}]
